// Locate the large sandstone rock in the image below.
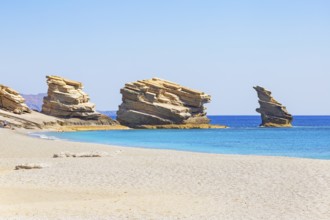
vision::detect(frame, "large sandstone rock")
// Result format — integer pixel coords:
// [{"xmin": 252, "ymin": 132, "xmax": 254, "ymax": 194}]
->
[
  {"xmin": 0, "ymin": 85, "xmax": 31, "ymax": 114},
  {"xmin": 42, "ymin": 76, "xmax": 101, "ymax": 119},
  {"xmin": 254, "ymin": 86, "xmax": 293, "ymax": 127},
  {"xmin": 117, "ymin": 78, "xmax": 212, "ymax": 128}
]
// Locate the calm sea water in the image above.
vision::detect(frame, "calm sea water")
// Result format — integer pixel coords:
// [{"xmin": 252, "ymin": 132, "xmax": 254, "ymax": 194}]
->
[{"xmin": 39, "ymin": 116, "xmax": 330, "ymax": 160}]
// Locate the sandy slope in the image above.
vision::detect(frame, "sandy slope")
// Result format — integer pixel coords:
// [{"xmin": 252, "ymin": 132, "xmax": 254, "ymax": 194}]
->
[{"xmin": 0, "ymin": 128, "xmax": 330, "ymax": 219}]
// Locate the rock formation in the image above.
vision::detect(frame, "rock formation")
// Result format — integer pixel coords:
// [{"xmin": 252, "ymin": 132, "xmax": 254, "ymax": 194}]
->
[
  {"xmin": 42, "ymin": 75, "xmax": 101, "ymax": 119},
  {"xmin": 254, "ymin": 86, "xmax": 293, "ymax": 127},
  {"xmin": 117, "ymin": 77, "xmax": 215, "ymax": 128},
  {"xmin": 0, "ymin": 84, "xmax": 31, "ymax": 114}
]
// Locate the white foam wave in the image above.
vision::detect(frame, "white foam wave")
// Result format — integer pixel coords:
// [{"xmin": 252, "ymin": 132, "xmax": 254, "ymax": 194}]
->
[{"xmin": 29, "ymin": 133, "xmax": 60, "ymax": 140}]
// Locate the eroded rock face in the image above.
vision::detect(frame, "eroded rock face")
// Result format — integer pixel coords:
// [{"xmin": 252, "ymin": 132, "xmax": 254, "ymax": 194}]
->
[
  {"xmin": 0, "ymin": 85, "xmax": 31, "ymax": 114},
  {"xmin": 42, "ymin": 76, "xmax": 101, "ymax": 119},
  {"xmin": 254, "ymin": 86, "xmax": 293, "ymax": 127},
  {"xmin": 117, "ymin": 78, "xmax": 211, "ymax": 127}
]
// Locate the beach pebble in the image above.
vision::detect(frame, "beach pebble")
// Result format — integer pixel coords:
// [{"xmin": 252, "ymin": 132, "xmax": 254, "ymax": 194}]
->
[
  {"xmin": 53, "ymin": 151, "xmax": 109, "ymax": 158},
  {"xmin": 15, "ymin": 163, "xmax": 49, "ymax": 170}
]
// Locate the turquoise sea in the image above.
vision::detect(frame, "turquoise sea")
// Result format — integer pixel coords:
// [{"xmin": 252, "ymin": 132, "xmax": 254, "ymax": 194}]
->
[{"xmin": 38, "ymin": 116, "xmax": 330, "ymax": 160}]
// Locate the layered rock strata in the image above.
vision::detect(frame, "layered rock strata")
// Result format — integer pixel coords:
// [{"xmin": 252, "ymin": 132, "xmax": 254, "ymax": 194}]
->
[
  {"xmin": 117, "ymin": 78, "xmax": 215, "ymax": 128},
  {"xmin": 0, "ymin": 85, "xmax": 31, "ymax": 114},
  {"xmin": 42, "ymin": 76, "xmax": 101, "ymax": 119},
  {"xmin": 254, "ymin": 86, "xmax": 293, "ymax": 127}
]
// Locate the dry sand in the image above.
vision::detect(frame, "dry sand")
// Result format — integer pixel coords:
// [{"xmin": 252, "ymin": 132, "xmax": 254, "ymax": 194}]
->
[{"xmin": 0, "ymin": 128, "xmax": 330, "ymax": 220}]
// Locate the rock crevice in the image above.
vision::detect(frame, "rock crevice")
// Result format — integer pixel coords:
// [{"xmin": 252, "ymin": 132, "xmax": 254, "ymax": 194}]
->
[{"xmin": 254, "ymin": 86, "xmax": 293, "ymax": 127}]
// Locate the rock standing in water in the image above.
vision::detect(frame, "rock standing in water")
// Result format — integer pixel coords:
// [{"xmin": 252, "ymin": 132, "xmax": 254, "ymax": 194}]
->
[
  {"xmin": 117, "ymin": 77, "xmax": 217, "ymax": 128},
  {"xmin": 254, "ymin": 86, "xmax": 293, "ymax": 127},
  {"xmin": 42, "ymin": 76, "xmax": 101, "ymax": 119},
  {"xmin": 0, "ymin": 85, "xmax": 31, "ymax": 114}
]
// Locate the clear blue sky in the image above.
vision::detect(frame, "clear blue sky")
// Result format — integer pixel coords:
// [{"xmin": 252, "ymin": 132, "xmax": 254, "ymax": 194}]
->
[{"xmin": 1, "ymin": 0, "xmax": 329, "ymax": 115}]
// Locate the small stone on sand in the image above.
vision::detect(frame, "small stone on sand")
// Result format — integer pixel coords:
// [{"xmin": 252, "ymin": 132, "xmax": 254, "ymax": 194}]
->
[
  {"xmin": 53, "ymin": 151, "xmax": 109, "ymax": 158},
  {"xmin": 15, "ymin": 163, "xmax": 49, "ymax": 170}
]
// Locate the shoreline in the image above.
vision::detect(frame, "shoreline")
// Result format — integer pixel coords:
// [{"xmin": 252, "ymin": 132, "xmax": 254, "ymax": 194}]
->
[
  {"xmin": 1, "ymin": 129, "xmax": 330, "ymax": 219},
  {"xmin": 29, "ymin": 127, "xmax": 330, "ymax": 161},
  {"xmin": 28, "ymin": 128, "xmax": 330, "ymax": 161}
]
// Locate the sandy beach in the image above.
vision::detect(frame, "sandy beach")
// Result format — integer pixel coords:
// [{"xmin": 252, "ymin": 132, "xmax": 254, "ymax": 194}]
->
[{"xmin": 0, "ymin": 129, "xmax": 330, "ymax": 220}]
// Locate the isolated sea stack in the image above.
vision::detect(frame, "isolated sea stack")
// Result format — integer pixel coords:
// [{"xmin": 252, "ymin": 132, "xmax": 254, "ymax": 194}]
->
[
  {"xmin": 254, "ymin": 86, "xmax": 293, "ymax": 127},
  {"xmin": 0, "ymin": 84, "xmax": 31, "ymax": 114},
  {"xmin": 117, "ymin": 78, "xmax": 222, "ymax": 129},
  {"xmin": 42, "ymin": 76, "xmax": 101, "ymax": 119}
]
